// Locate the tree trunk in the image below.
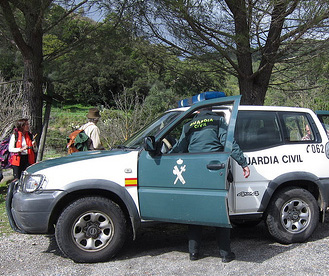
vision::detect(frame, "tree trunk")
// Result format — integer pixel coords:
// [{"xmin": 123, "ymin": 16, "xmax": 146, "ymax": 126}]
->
[
  {"xmin": 228, "ymin": 0, "xmax": 287, "ymax": 105},
  {"xmin": 22, "ymin": 58, "xmax": 43, "ymax": 137},
  {"xmin": 239, "ymin": 65, "xmax": 274, "ymax": 105},
  {"xmin": 0, "ymin": 0, "xmax": 46, "ymax": 142},
  {"xmin": 21, "ymin": 8, "xmax": 44, "ymax": 141}
]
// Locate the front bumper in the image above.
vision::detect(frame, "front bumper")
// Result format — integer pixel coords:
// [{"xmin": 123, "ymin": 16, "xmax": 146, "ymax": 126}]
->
[{"xmin": 6, "ymin": 180, "xmax": 64, "ymax": 234}]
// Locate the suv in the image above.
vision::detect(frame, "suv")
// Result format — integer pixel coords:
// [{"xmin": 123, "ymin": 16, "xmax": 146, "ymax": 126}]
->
[{"xmin": 6, "ymin": 93, "xmax": 329, "ymax": 263}]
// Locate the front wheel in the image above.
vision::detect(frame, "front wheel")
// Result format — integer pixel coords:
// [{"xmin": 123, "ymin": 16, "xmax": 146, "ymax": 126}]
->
[
  {"xmin": 55, "ymin": 197, "xmax": 126, "ymax": 263},
  {"xmin": 265, "ymin": 187, "xmax": 319, "ymax": 244}
]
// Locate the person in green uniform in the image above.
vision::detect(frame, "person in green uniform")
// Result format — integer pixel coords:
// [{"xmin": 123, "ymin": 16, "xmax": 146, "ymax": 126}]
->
[{"xmin": 170, "ymin": 108, "xmax": 250, "ymax": 262}]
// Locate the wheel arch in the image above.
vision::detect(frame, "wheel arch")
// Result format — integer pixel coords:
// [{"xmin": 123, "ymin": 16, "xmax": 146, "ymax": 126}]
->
[
  {"xmin": 48, "ymin": 179, "xmax": 141, "ymax": 239},
  {"xmin": 259, "ymin": 172, "xmax": 328, "ymax": 221}
]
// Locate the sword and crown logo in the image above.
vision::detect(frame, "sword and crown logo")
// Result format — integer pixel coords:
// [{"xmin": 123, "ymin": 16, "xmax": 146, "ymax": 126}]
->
[{"xmin": 173, "ymin": 159, "xmax": 186, "ymax": 185}]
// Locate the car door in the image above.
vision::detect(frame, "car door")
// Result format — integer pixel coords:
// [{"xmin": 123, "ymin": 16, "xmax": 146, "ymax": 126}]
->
[{"xmin": 138, "ymin": 95, "xmax": 241, "ymax": 227}]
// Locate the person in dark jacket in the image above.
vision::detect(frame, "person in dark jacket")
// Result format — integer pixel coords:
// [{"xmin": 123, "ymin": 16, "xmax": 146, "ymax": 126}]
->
[{"xmin": 170, "ymin": 108, "xmax": 250, "ymax": 262}]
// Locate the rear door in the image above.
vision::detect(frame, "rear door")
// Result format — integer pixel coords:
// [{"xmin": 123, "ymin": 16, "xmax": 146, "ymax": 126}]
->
[{"xmin": 138, "ymin": 95, "xmax": 241, "ymax": 227}]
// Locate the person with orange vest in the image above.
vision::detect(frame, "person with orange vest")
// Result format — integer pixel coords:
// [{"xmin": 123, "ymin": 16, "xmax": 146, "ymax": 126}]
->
[{"xmin": 9, "ymin": 119, "xmax": 37, "ymax": 179}]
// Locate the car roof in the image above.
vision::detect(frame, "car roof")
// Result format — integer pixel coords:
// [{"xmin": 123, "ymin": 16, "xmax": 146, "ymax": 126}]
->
[
  {"xmin": 168, "ymin": 105, "xmax": 314, "ymax": 113},
  {"xmin": 238, "ymin": 105, "xmax": 313, "ymax": 113}
]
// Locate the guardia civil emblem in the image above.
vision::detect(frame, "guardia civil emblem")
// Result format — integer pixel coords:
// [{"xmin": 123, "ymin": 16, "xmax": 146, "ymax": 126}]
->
[{"xmin": 173, "ymin": 159, "xmax": 186, "ymax": 184}]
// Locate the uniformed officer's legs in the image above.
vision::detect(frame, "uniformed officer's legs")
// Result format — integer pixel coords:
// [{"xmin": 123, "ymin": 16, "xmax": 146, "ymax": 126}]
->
[
  {"xmin": 188, "ymin": 224, "xmax": 202, "ymax": 260},
  {"xmin": 216, "ymin": 227, "xmax": 235, "ymax": 263}
]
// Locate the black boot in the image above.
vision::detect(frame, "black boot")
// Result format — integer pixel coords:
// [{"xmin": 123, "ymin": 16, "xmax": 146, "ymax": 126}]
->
[
  {"xmin": 189, "ymin": 252, "xmax": 199, "ymax": 261},
  {"xmin": 188, "ymin": 225, "xmax": 202, "ymax": 261},
  {"xmin": 220, "ymin": 252, "xmax": 235, "ymax": 263}
]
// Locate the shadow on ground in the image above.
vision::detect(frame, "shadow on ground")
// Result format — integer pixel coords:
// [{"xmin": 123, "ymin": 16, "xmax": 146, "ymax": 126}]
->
[{"xmin": 42, "ymin": 213, "xmax": 329, "ymax": 263}]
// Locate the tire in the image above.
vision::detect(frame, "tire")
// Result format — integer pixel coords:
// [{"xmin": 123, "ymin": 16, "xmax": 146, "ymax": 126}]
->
[
  {"xmin": 55, "ymin": 197, "xmax": 126, "ymax": 263},
  {"xmin": 265, "ymin": 187, "xmax": 319, "ymax": 244}
]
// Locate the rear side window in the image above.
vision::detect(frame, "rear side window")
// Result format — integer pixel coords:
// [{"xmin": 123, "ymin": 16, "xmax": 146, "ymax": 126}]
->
[
  {"xmin": 235, "ymin": 111, "xmax": 282, "ymax": 151},
  {"xmin": 317, "ymin": 113, "xmax": 329, "ymax": 138},
  {"xmin": 279, "ymin": 113, "xmax": 315, "ymax": 142}
]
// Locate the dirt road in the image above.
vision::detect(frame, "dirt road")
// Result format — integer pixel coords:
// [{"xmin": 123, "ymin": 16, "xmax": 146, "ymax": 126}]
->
[{"xmin": 1, "ymin": 218, "xmax": 329, "ymax": 276}]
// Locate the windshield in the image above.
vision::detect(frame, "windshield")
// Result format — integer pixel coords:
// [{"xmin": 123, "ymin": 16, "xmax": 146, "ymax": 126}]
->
[{"xmin": 122, "ymin": 111, "xmax": 182, "ymax": 148}]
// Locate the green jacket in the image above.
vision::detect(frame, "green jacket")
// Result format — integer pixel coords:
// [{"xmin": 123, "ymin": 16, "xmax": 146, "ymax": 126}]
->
[
  {"xmin": 170, "ymin": 110, "xmax": 247, "ymax": 167},
  {"xmin": 74, "ymin": 131, "xmax": 90, "ymax": 151}
]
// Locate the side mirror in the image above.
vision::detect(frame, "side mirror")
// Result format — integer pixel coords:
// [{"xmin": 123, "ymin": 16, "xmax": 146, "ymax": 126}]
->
[{"xmin": 144, "ymin": 136, "xmax": 156, "ymax": 152}]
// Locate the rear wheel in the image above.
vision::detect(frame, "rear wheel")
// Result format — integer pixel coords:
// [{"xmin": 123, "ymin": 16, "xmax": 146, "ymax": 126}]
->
[
  {"xmin": 265, "ymin": 187, "xmax": 319, "ymax": 244},
  {"xmin": 55, "ymin": 197, "xmax": 126, "ymax": 263}
]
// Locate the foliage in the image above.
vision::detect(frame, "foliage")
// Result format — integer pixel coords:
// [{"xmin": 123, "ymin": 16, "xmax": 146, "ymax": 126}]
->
[
  {"xmin": 44, "ymin": 85, "xmax": 178, "ymax": 154},
  {"xmin": 99, "ymin": 85, "xmax": 177, "ymax": 148},
  {"xmin": 265, "ymin": 45, "xmax": 329, "ymax": 110},
  {"xmin": 0, "ymin": 178, "xmax": 13, "ymax": 235},
  {"xmin": 1, "ymin": 1, "xmax": 329, "ymax": 152},
  {"xmin": 43, "ymin": 13, "xmax": 228, "ymax": 106},
  {"xmin": 45, "ymin": 104, "xmax": 93, "ymax": 156},
  {"xmin": 143, "ymin": 82, "xmax": 179, "ymax": 115},
  {"xmin": 133, "ymin": 0, "xmax": 329, "ymax": 105},
  {"xmin": 0, "ymin": 50, "xmax": 22, "ymax": 80},
  {"xmin": 0, "ymin": 196, "xmax": 11, "ymax": 235},
  {"xmin": 0, "ymin": 0, "xmax": 128, "ymax": 142}
]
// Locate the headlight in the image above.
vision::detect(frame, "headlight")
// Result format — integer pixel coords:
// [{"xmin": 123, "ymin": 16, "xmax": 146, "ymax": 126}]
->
[{"xmin": 20, "ymin": 173, "xmax": 46, "ymax": 193}]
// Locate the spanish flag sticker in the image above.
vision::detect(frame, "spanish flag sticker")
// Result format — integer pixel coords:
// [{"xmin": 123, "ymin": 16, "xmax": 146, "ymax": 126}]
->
[{"xmin": 125, "ymin": 178, "xmax": 137, "ymax": 187}]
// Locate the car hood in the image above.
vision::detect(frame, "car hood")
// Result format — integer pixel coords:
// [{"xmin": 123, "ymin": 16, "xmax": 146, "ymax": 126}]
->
[{"xmin": 26, "ymin": 149, "xmax": 133, "ymax": 174}]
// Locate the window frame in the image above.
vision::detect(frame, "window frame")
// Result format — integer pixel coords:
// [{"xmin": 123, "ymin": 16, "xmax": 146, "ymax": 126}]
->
[{"xmin": 277, "ymin": 112, "xmax": 321, "ymax": 144}]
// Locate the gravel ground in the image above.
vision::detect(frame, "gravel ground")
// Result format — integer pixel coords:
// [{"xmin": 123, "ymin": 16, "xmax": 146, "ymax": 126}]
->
[{"xmin": 1, "ymin": 216, "xmax": 329, "ymax": 276}]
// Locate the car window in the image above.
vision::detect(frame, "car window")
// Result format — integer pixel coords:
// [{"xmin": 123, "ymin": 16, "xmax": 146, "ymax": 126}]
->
[
  {"xmin": 235, "ymin": 111, "xmax": 282, "ymax": 151},
  {"xmin": 163, "ymin": 104, "xmax": 233, "ymax": 154},
  {"xmin": 123, "ymin": 111, "xmax": 181, "ymax": 148},
  {"xmin": 316, "ymin": 113, "xmax": 329, "ymax": 138},
  {"xmin": 280, "ymin": 113, "xmax": 315, "ymax": 142}
]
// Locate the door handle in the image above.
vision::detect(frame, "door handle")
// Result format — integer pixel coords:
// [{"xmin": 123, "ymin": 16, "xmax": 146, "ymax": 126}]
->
[{"xmin": 207, "ymin": 163, "xmax": 225, "ymax": 170}]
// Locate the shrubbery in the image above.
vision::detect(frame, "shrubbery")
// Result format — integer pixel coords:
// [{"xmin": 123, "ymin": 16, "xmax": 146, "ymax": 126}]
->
[{"xmin": 44, "ymin": 88, "xmax": 180, "ymax": 158}]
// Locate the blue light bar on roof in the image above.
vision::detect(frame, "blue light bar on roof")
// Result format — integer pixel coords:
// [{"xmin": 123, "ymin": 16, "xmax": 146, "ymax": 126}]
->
[{"xmin": 178, "ymin": 91, "xmax": 226, "ymax": 107}]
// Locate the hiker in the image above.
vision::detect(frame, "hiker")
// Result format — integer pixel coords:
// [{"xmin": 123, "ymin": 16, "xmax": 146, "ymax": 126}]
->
[
  {"xmin": 9, "ymin": 119, "xmax": 37, "ymax": 179},
  {"xmin": 79, "ymin": 108, "xmax": 104, "ymax": 150}
]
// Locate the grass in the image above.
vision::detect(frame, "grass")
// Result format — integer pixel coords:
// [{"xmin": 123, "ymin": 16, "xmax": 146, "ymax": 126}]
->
[{"xmin": 0, "ymin": 177, "xmax": 14, "ymax": 235}]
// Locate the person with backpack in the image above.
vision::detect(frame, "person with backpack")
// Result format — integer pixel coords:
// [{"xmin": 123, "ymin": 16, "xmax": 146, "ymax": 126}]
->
[
  {"xmin": 9, "ymin": 118, "xmax": 37, "ymax": 179},
  {"xmin": 79, "ymin": 108, "xmax": 104, "ymax": 150}
]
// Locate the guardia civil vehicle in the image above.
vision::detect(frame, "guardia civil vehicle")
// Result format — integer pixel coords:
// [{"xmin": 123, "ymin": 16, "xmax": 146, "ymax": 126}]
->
[{"xmin": 6, "ymin": 92, "xmax": 329, "ymax": 263}]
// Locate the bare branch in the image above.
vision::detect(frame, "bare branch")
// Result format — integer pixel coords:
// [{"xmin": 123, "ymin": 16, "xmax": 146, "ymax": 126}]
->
[{"xmin": 0, "ymin": 74, "xmax": 23, "ymax": 140}]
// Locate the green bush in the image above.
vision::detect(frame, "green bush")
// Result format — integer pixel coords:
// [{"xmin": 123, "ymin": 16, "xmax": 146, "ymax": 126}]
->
[{"xmin": 44, "ymin": 105, "xmax": 95, "ymax": 156}]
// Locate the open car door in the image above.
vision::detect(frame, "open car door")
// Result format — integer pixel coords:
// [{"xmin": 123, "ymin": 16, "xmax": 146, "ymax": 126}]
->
[{"xmin": 138, "ymin": 95, "xmax": 241, "ymax": 228}]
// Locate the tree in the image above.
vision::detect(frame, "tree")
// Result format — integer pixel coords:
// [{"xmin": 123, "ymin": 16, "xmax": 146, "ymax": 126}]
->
[
  {"xmin": 0, "ymin": 0, "xmax": 47, "ymax": 135},
  {"xmin": 47, "ymin": 19, "xmax": 226, "ymax": 105},
  {"xmin": 135, "ymin": 0, "xmax": 329, "ymax": 105},
  {"xmin": 265, "ymin": 46, "xmax": 329, "ymax": 110},
  {"xmin": 0, "ymin": 76, "xmax": 23, "ymax": 139},
  {"xmin": 0, "ymin": 0, "xmax": 124, "ymax": 137}
]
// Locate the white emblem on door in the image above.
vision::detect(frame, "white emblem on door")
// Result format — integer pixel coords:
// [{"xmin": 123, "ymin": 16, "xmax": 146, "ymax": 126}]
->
[{"xmin": 173, "ymin": 159, "xmax": 186, "ymax": 185}]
